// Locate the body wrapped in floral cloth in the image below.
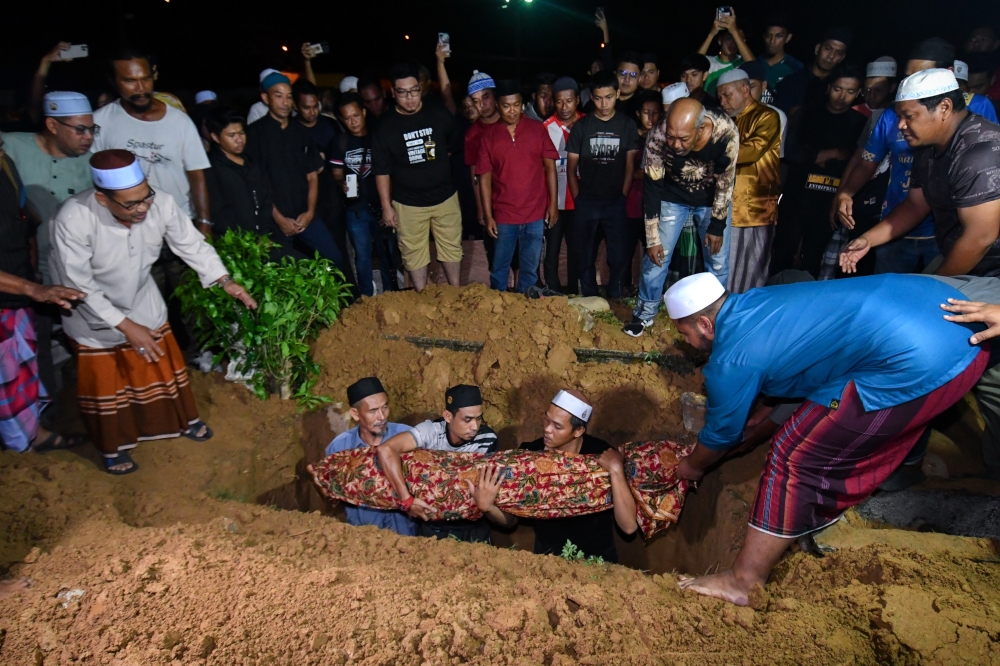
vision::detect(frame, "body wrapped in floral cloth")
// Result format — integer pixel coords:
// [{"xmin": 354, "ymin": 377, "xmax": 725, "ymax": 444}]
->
[{"xmin": 308, "ymin": 439, "xmax": 693, "ymax": 538}]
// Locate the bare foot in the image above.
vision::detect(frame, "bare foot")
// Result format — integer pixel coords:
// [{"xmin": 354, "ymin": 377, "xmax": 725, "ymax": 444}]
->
[
  {"xmin": 0, "ymin": 577, "xmax": 33, "ymax": 599},
  {"xmin": 677, "ymin": 569, "xmax": 751, "ymax": 606}
]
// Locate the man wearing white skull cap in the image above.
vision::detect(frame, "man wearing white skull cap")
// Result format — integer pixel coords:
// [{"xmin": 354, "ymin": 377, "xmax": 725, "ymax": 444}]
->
[
  {"xmin": 663, "ymin": 271, "xmax": 989, "ymax": 605},
  {"xmin": 842, "ymin": 68, "xmax": 1000, "ymax": 278},
  {"xmin": 470, "ymin": 389, "xmax": 638, "ymax": 562},
  {"xmin": 48, "ymin": 150, "xmax": 257, "ymax": 475}
]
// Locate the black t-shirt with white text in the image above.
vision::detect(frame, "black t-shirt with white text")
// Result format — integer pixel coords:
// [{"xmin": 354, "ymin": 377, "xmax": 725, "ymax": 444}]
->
[
  {"xmin": 330, "ymin": 132, "xmax": 380, "ymax": 211},
  {"xmin": 519, "ymin": 434, "xmax": 618, "ymax": 562},
  {"xmin": 371, "ymin": 103, "xmax": 459, "ymax": 207},
  {"xmin": 566, "ymin": 111, "xmax": 640, "ymax": 200}
]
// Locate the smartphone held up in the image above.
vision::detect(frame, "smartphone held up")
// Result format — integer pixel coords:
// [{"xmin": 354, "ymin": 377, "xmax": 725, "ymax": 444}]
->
[
  {"xmin": 59, "ymin": 44, "xmax": 88, "ymax": 60},
  {"xmin": 438, "ymin": 33, "xmax": 451, "ymax": 57}
]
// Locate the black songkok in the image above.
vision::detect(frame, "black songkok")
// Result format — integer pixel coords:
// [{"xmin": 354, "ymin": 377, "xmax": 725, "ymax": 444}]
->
[
  {"xmin": 445, "ymin": 385, "xmax": 483, "ymax": 413},
  {"xmin": 347, "ymin": 377, "xmax": 386, "ymax": 406},
  {"xmin": 495, "ymin": 79, "xmax": 522, "ymax": 100}
]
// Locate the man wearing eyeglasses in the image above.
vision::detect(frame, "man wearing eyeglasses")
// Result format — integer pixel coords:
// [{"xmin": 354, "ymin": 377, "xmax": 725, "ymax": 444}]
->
[
  {"xmin": 49, "ymin": 149, "xmax": 256, "ymax": 475},
  {"xmin": 373, "ymin": 62, "xmax": 463, "ymax": 292},
  {"xmin": 613, "ymin": 52, "xmax": 643, "ymax": 125},
  {"xmin": 2, "ymin": 91, "xmax": 96, "ymax": 410}
]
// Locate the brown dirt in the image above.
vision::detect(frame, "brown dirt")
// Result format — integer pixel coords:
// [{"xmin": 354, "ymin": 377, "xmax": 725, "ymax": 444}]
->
[
  {"xmin": 3, "ymin": 287, "xmax": 1000, "ymax": 665},
  {"xmin": 313, "ymin": 283, "xmax": 700, "ymax": 448}
]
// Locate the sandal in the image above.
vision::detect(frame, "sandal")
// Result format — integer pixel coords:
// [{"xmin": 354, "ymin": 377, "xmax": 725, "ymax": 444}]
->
[
  {"xmin": 104, "ymin": 451, "xmax": 139, "ymax": 475},
  {"xmin": 183, "ymin": 421, "xmax": 214, "ymax": 442},
  {"xmin": 32, "ymin": 432, "xmax": 88, "ymax": 453}
]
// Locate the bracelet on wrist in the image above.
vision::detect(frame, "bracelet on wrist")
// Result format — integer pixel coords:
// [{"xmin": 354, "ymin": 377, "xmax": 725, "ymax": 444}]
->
[
  {"xmin": 196, "ymin": 218, "xmax": 214, "ymax": 227},
  {"xmin": 216, "ymin": 276, "xmax": 233, "ymax": 287},
  {"xmin": 399, "ymin": 496, "xmax": 414, "ymax": 512}
]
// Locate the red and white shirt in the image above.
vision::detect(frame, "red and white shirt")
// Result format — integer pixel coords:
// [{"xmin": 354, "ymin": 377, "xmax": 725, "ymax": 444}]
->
[{"xmin": 543, "ymin": 112, "xmax": 585, "ymax": 210}]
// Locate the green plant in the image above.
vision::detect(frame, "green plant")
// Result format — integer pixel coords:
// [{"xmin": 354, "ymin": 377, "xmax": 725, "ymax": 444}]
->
[
  {"xmin": 642, "ymin": 350, "xmax": 663, "ymax": 365},
  {"xmin": 175, "ymin": 230, "xmax": 352, "ymax": 405},
  {"xmin": 592, "ymin": 310, "xmax": 621, "ymax": 326},
  {"xmin": 560, "ymin": 540, "xmax": 606, "ymax": 566}
]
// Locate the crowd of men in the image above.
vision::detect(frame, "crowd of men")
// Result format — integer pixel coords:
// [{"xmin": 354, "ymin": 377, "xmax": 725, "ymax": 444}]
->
[{"xmin": 8, "ymin": 10, "xmax": 1000, "ymax": 607}]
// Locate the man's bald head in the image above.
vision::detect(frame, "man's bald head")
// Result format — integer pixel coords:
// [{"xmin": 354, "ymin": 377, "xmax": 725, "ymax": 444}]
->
[{"xmin": 664, "ymin": 98, "xmax": 708, "ymax": 156}]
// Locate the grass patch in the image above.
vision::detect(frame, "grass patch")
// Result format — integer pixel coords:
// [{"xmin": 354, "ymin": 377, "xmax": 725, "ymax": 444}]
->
[
  {"xmin": 561, "ymin": 540, "xmax": 607, "ymax": 566},
  {"xmin": 208, "ymin": 488, "xmax": 250, "ymax": 503},
  {"xmin": 592, "ymin": 310, "xmax": 622, "ymax": 326}
]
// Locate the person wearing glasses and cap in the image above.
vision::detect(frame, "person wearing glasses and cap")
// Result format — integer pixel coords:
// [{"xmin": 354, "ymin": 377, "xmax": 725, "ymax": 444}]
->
[
  {"xmin": 2, "ymin": 91, "xmax": 97, "ymax": 407},
  {"xmin": 48, "ymin": 149, "xmax": 256, "ymax": 475},
  {"xmin": 470, "ymin": 390, "xmax": 637, "ymax": 562},
  {"xmin": 376, "ymin": 384, "xmax": 498, "ymax": 542}
]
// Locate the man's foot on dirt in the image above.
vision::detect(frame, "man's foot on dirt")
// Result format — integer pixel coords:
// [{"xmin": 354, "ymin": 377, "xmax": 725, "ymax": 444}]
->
[
  {"xmin": 677, "ymin": 569, "xmax": 751, "ymax": 606},
  {"xmin": 622, "ymin": 317, "xmax": 652, "ymax": 338}
]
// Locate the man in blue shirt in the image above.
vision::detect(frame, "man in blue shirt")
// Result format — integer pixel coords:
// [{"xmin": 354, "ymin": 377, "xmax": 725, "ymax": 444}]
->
[
  {"xmin": 663, "ymin": 273, "xmax": 987, "ymax": 606},
  {"xmin": 833, "ymin": 38, "xmax": 998, "ymax": 274},
  {"xmin": 324, "ymin": 377, "xmax": 417, "ymax": 536}
]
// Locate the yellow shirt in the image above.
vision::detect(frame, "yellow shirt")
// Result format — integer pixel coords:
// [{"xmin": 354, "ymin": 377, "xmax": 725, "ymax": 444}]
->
[{"xmin": 732, "ymin": 100, "xmax": 781, "ymax": 228}]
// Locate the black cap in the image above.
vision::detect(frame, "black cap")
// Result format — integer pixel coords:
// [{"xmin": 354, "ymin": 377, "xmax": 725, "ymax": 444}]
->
[
  {"xmin": 739, "ymin": 60, "xmax": 768, "ymax": 83},
  {"xmin": 495, "ymin": 79, "xmax": 522, "ymax": 99},
  {"xmin": 347, "ymin": 377, "xmax": 386, "ymax": 406},
  {"xmin": 821, "ymin": 26, "xmax": 853, "ymax": 48},
  {"xmin": 445, "ymin": 384, "xmax": 483, "ymax": 413},
  {"xmin": 909, "ymin": 37, "xmax": 955, "ymax": 67}
]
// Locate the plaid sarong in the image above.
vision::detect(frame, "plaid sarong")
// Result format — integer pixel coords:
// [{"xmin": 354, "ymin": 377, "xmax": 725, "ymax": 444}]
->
[
  {"xmin": 308, "ymin": 439, "xmax": 694, "ymax": 538},
  {"xmin": 75, "ymin": 324, "xmax": 200, "ymax": 455},
  {"xmin": 752, "ymin": 348, "xmax": 989, "ymax": 537},
  {"xmin": 0, "ymin": 308, "xmax": 48, "ymax": 452}
]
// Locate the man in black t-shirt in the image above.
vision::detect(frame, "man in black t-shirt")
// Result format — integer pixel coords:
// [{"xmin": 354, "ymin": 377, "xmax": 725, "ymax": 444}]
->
[
  {"xmin": 842, "ymin": 68, "xmax": 1000, "ymax": 277},
  {"xmin": 372, "ymin": 62, "xmax": 463, "ymax": 292},
  {"xmin": 567, "ymin": 70, "xmax": 641, "ymax": 298},
  {"xmin": 331, "ymin": 93, "xmax": 401, "ymax": 296},
  {"xmin": 471, "ymin": 390, "xmax": 638, "ymax": 562}
]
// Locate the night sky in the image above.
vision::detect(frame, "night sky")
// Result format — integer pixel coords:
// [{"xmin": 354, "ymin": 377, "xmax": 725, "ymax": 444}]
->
[{"xmin": 3, "ymin": 0, "xmax": 998, "ymax": 102}]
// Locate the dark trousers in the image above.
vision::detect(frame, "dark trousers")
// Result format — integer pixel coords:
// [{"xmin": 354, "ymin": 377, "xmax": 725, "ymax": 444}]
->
[
  {"xmin": 543, "ymin": 209, "xmax": 579, "ymax": 294},
  {"xmin": 573, "ymin": 195, "xmax": 630, "ymax": 298},
  {"xmin": 770, "ymin": 192, "xmax": 834, "ymax": 279},
  {"xmin": 151, "ymin": 256, "xmax": 192, "ymax": 352}
]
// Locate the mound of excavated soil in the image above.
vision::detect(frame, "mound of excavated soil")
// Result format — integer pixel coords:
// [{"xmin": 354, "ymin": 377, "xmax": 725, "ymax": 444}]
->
[
  {"xmin": 313, "ymin": 284, "xmax": 701, "ymax": 448},
  {"xmin": 3, "ymin": 506, "xmax": 1000, "ymax": 665},
  {"xmin": 4, "ymin": 286, "xmax": 1000, "ymax": 665}
]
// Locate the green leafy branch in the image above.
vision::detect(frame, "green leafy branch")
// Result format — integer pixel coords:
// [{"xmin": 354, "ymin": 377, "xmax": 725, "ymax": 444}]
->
[
  {"xmin": 175, "ymin": 230, "xmax": 352, "ymax": 406},
  {"xmin": 560, "ymin": 540, "xmax": 606, "ymax": 566}
]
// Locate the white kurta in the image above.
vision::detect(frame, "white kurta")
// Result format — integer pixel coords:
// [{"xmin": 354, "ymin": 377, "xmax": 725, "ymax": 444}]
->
[{"xmin": 49, "ymin": 189, "xmax": 227, "ymax": 348}]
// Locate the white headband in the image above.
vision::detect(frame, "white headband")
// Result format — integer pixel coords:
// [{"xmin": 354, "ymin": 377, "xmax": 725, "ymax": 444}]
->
[
  {"xmin": 91, "ymin": 160, "xmax": 146, "ymax": 190},
  {"xmin": 552, "ymin": 390, "xmax": 592, "ymax": 422}
]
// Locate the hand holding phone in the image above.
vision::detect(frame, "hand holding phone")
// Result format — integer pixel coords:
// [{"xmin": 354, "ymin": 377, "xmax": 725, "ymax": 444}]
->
[
  {"xmin": 307, "ymin": 42, "xmax": 329, "ymax": 57},
  {"xmin": 716, "ymin": 6, "xmax": 733, "ymax": 20},
  {"xmin": 437, "ymin": 33, "xmax": 451, "ymax": 57},
  {"xmin": 58, "ymin": 44, "xmax": 89, "ymax": 61}
]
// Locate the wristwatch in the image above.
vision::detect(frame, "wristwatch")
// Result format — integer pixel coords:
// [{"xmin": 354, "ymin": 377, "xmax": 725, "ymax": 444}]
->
[{"xmin": 195, "ymin": 218, "xmax": 214, "ymax": 227}]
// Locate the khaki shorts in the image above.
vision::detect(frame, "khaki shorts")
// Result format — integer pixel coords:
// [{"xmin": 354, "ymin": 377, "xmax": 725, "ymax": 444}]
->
[{"xmin": 393, "ymin": 193, "xmax": 463, "ymax": 271}]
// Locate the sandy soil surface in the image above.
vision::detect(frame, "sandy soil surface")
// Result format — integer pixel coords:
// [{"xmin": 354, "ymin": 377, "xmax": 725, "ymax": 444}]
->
[{"xmin": 2, "ymin": 287, "xmax": 1000, "ymax": 665}]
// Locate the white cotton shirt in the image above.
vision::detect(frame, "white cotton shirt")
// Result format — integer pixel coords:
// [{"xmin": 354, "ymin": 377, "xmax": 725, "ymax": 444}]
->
[
  {"xmin": 49, "ymin": 190, "xmax": 227, "ymax": 348},
  {"xmin": 409, "ymin": 419, "xmax": 498, "ymax": 453},
  {"xmin": 766, "ymin": 103, "xmax": 788, "ymax": 159},
  {"xmin": 91, "ymin": 101, "xmax": 211, "ymax": 217},
  {"xmin": 247, "ymin": 102, "xmax": 269, "ymax": 125}
]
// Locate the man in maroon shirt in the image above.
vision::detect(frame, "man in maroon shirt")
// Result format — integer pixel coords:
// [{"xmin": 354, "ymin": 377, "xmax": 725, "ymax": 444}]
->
[{"xmin": 477, "ymin": 80, "xmax": 559, "ymax": 292}]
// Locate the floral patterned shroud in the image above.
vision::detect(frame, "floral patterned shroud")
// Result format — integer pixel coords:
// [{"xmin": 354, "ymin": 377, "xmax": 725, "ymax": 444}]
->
[{"xmin": 307, "ymin": 440, "xmax": 693, "ymax": 538}]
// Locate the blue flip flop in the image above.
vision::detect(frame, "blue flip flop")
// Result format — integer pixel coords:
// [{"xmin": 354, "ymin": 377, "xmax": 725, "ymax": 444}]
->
[{"xmin": 104, "ymin": 451, "xmax": 139, "ymax": 475}]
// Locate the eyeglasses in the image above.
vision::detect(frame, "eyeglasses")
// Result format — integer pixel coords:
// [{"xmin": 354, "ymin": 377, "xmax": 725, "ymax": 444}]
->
[
  {"xmin": 618, "ymin": 70, "xmax": 639, "ymax": 79},
  {"xmin": 110, "ymin": 187, "xmax": 156, "ymax": 211},
  {"xmin": 54, "ymin": 119, "xmax": 101, "ymax": 136},
  {"xmin": 394, "ymin": 87, "xmax": 422, "ymax": 98}
]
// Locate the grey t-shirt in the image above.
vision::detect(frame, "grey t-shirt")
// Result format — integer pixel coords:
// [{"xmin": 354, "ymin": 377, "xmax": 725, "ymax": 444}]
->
[{"xmin": 409, "ymin": 419, "xmax": 498, "ymax": 453}]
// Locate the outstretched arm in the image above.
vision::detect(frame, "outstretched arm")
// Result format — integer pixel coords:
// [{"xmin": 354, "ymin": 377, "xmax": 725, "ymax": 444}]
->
[
  {"xmin": 598, "ymin": 448, "xmax": 638, "ymax": 535},
  {"xmin": 376, "ymin": 431, "xmax": 438, "ymax": 520}
]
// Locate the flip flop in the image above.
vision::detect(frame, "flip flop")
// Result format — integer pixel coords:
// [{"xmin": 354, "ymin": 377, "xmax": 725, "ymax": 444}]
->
[
  {"xmin": 104, "ymin": 451, "xmax": 139, "ymax": 475},
  {"xmin": 183, "ymin": 421, "xmax": 214, "ymax": 442},
  {"xmin": 32, "ymin": 432, "xmax": 88, "ymax": 453}
]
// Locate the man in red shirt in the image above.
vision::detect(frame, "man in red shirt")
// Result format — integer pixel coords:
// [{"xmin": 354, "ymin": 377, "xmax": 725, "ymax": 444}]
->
[
  {"xmin": 477, "ymin": 80, "xmax": 559, "ymax": 292},
  {"xmin": 542, "ymin": 77, "xmax": 586, "ymax": 293}
]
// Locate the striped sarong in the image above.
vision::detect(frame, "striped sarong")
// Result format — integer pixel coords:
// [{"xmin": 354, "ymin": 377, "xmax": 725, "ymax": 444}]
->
[
  {"xmin": 75, "ymin": 324, "xmax": 200, "ymax": 456},
  {"xmin": 728, "ymin": 225, "xmax": 775, "ymax": 294},
  {"xmin": 0, "ymin": 308, "xmax": 49, "ymax": 452},
  {"xmin": 751, "ymin": 348, "xmax": 989, "ymax": 537}
]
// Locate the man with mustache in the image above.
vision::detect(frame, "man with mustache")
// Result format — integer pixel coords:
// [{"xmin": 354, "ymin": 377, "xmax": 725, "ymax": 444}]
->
[
  {"xmin": 92, "ymin": 47, "xmax": 211, "ymax": 236},
  {"xmin": 325, "ymin": 377, "xmax": 417, "ymax": 535}
]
